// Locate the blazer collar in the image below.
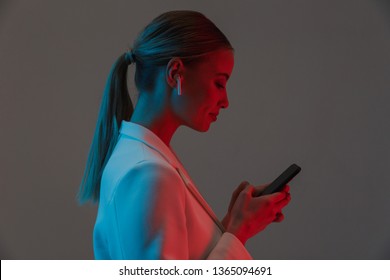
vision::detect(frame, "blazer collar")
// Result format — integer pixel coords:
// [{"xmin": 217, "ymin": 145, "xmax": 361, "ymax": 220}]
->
[
  {"xmin": 119, "ymin": 120, "xmax": 225, "ymax": 232},
  {"xmin": 119, "ymin": 120, "xmax": 181, "ymax": 169}
]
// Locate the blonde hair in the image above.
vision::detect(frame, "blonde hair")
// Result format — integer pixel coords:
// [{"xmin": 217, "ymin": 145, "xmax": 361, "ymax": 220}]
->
[{"xmin": 77, "ymin": 10, "xmax": 233, "ymax": 204}]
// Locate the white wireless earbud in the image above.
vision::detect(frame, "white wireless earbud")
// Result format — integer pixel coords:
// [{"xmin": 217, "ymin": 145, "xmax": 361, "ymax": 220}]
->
[{"xmin": 175, "ymin": 74, "xmax": 182, "ymax": 96}]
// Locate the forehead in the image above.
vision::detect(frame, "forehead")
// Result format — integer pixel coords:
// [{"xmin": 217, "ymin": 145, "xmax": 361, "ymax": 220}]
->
[{"xmin": 193, "ymin": 49, "xmax": 234, "ymax": 78}]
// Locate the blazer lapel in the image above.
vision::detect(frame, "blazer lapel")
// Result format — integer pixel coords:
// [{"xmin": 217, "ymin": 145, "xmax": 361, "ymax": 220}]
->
[{"xmin": 174, "ymin": 167, "xmax": 225, "ymax": 233}]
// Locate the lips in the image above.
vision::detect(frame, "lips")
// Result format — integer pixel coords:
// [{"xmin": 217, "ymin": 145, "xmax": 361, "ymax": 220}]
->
[{"xmin": 209, "ymin": 113, "xmax": 218, "ymax": 121}]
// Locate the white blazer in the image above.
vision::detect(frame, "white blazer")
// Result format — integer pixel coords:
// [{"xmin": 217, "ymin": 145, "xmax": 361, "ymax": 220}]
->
[{"xmin": 93, "ymin": 120, "xmax": 253, "ymax": 259}]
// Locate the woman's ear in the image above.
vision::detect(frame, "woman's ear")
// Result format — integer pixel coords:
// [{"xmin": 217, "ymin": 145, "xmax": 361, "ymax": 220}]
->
[{"xmin": 166, "ymin": 57, "xmax": 184, "ymax": 88}]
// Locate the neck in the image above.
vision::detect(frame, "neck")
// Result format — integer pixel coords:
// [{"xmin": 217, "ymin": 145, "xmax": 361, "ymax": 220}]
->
[{"xmin": 130, "ymin": 95, "xmax": 180, "ymax": 148}]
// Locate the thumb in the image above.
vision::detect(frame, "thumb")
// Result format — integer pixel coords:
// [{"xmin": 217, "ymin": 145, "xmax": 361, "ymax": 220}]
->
[{"xmin": 252, "ymin": 183, "xmax": 270, "ymax": 197}]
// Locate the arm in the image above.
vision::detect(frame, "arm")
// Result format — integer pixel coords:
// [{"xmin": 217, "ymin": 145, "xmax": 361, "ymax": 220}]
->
[
  {"xmin": 112, "ymin": 160, "xmax": 252, "ymax": 259},
  {"xmin": 112, "ymin": 160, "xmax": 188, "ymax": 259}
]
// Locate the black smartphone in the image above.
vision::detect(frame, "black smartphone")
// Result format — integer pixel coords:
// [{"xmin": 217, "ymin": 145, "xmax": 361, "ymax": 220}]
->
[{"xmin": 255, "ymin": 164, "xmax": 301, "ymax": 196}]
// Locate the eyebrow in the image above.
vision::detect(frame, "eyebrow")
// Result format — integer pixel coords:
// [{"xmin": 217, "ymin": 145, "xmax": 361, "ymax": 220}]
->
[{"xmin": 216, "ymin": 73, "xmax": 230, "ymax": 80}]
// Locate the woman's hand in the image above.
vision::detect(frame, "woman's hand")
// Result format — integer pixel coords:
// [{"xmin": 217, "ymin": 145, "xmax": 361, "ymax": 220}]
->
[{"xmin": 222, "ymin": 181, "xmax": 291, "ymax": 245}]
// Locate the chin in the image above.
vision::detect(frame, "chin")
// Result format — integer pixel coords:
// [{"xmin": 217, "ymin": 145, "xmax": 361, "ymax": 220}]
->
[
  {"xmin": 200, "ymin": 121, "xmax": 212, "ymax": 132},
  {"xmin": 199, "ymin": 126, "xmax": 210, "ymax": 132},
  {"xmin": 186, "ymin": 120, "xmax": 211, "ymax": 132}
]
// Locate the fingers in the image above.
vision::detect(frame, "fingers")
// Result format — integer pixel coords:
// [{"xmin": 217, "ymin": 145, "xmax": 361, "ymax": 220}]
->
[
  {"xmin": 281, "ymin": 184, "xmax": 290, "ymax": 193},
  {"xmin": 253, "ymin": 184, "xmax": 290, "ymax": 197},
  {"xmin": 266, "ymin": 190, "xmax": 289, "ymax": 204},
  {"xmin": 253, "ymin": 183, "xmax": 270, "ymax": 196},
  {"xmin": 257, "ymin": 187, "xmax": 291, "ymax": 216},
  {"xmin": 228, "ymin": 181, "xmax": 251, "ymax": 212},
  {"xmin": 275, "ymin": 192, "xmax": 291, "ymax": 209},
  {"xmin": 235, "ymin": 181, "xmax": 251, "ymax": 195},
  {"xmin": 264, "ymin": 183, "xmax": 291, "ymax": 202}
]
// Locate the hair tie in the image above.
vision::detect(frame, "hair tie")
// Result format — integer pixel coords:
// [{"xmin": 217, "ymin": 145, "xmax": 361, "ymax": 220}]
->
[{"xmin": 125, "ymin": 50, "xmax": 136, "ymax": 64}]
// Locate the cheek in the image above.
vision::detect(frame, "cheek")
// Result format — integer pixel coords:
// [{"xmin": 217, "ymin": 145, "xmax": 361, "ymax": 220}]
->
[
  {"xmin": 183, "ymin": 78, "xmax": 216, "ymax": 118},
  {"xmin": 199, "ymin": 80, "xmax": 218, "ymax": 102},
  {"xmin": 187, "ymin": 81, "xmax": 209, "ymax": 106}
]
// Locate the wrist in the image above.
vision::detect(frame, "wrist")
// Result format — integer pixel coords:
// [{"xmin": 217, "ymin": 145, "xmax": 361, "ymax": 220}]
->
[
  {"xmin": 225, "ymin": 227, "xmax": 247, "ymax": 246},
  {"xmin": 221, "ymin": 214, "xmax": 230, "ymax": 230}
]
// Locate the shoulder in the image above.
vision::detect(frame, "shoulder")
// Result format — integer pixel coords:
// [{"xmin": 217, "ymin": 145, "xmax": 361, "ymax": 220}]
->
[
  {"xmin": 120, "ymin": 160, "xmax": 181, "ymax": 186},
  {"xmin": 101, "ymin": 138, "xmax": 177, "ymax": 202},
  {"xmin": 110, "ymin": 160, "xmax": 185, "ymax": 203}
]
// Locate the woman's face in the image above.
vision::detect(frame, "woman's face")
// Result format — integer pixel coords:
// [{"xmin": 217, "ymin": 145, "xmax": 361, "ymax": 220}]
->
[{"xmin": 177, "ymin": 49, "xmax": 234, "ymax": 132}]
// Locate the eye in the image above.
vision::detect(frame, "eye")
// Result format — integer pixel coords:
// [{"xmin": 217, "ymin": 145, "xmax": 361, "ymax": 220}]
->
[{"xmin": 216, "ymin": 82, "xmax": 226, "ymax": 89}]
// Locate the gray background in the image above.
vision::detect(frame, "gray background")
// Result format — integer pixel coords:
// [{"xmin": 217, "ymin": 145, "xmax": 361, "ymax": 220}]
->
[{"xmin": 1, "ymin": 0, "xmax": 389, "ymax": 259}]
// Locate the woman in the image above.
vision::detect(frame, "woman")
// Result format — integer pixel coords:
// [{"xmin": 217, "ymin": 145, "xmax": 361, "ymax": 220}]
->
[{"xmin": 78, "ymin": 10, "xmax": 291, "ymax": 259}]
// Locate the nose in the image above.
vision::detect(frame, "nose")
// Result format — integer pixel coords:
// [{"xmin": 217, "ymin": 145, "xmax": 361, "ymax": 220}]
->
[{"xmin": 219, "ymin": 92, "xmax": 229, "ymax": 109}]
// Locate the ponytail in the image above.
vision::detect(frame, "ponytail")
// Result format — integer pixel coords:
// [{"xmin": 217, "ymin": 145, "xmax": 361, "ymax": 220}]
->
[
  {"xmin": 77, "ymin": 53, "xmax": 134, "ymax": 204},
  {"xmin": 78, "ymin": 10, "xmax": 234, "ymax": 204}
]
